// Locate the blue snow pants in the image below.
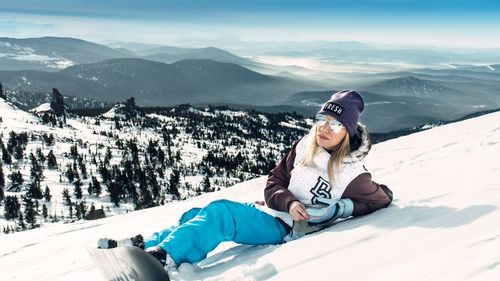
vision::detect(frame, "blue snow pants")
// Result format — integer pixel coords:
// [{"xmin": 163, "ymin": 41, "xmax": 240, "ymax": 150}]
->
[{"xmin": 143, "ymin": 199, "xmax": 287, "ymax": 265}]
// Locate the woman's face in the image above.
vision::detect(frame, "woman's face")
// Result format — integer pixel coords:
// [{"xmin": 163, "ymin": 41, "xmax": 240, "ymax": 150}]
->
[{"xmin": 315, "ymin": 114, "xmax": 347, "ymax": 150}]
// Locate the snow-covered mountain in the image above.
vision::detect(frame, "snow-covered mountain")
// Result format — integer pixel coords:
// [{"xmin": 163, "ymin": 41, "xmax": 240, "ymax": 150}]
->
[
  {"xmin": 1, "ymin": 107, "xmax": 498, "ymax": 280},
  {"xmin": 0, "ymin": 58, "xmax": 321, "ymax": 106},
  {"xmin": 0, "ymin": 37, "xmax": 135, "ymax": 71},
  {"xmin": 4, "ymin": 88, "xmax": 112, "ymax": 110},
  {"xmin": 29, "ymin": 102, "xmax": 53, "ymax": 114},
  {"xmin": 0, "ymin": 37, "xmax": 267, "ymax": 73}
]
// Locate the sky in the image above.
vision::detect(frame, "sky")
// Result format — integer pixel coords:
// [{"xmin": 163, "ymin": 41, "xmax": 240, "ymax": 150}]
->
[{"xmin": 1, "ymin": 0, "xmax": 500, "ymax": 48}]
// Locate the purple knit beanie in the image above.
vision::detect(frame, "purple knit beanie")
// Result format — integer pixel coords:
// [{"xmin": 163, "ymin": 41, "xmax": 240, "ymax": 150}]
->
[{"xmin": 317, "ymin": 90, "xmax": 364, "ymax": 137}]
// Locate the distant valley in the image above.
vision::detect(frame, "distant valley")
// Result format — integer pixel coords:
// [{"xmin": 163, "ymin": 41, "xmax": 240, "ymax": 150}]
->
[{"xmin": 1, "ymin": 36, "xmax": 499, "ymax": 133}]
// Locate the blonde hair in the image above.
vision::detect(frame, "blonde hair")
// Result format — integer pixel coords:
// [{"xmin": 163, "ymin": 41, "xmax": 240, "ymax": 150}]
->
[{"xmin": 298, "ymin": 124, "xmax": 351, "ymax": 184}]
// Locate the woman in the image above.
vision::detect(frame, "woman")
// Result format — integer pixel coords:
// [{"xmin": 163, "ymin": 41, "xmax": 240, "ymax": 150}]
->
[{"xmin": 98, "ymin": 90, "xmax": 393, "ymax": 270}]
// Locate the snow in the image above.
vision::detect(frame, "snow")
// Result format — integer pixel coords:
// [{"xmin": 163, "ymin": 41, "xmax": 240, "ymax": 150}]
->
[
  {"xmin": 0, "ymin": 41, "xmax": 75, "ymax": 69},
  {"xmin": 0, "ymin": 98, "xmax": 41, "ymax": 131},
  {"xmin": 29, "ymin": 103, "xmax": 52, "ymax": 113},
  {"xmin": 2, "ymin": 98, "xmax": 300, "ymax": 233},
  {"xmin": 365, "ymin": 101, "xmax": 408, "ymax": 106},
  {"xmin": 486, "ymin": 65, "xmax": 495, "ymax": 71},
  {"xmin": 420, "ymin": 123, "xmax": 439, "ymax": 130},
  {"xmin": 278, "ymin": 121, "xmax": 303, "ymax": 130},
  {"xmin": 102, "ymin": 105, "xmax": 121, "ymax": 118},
  {"xmin": 472, "ymin": 105, "xmax": 488, "ymax": 109},
  {"xmin": 1, "ymin": 106, "xmax": 500, "ymax": 280}
]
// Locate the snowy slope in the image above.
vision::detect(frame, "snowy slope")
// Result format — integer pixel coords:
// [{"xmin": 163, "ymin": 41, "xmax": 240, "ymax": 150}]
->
[
  {"xmin": 1, "ymin": 111, "xmax": 500, "ymax": 281},
  {"xmin": 29, "ymin": 102, "xmax": 52, "ymax": 113}
]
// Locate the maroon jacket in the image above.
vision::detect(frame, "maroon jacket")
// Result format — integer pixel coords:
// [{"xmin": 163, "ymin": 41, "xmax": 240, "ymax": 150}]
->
[{"xmin": 264, "ymin": 126, "xmax": 393, "ymax": 220}]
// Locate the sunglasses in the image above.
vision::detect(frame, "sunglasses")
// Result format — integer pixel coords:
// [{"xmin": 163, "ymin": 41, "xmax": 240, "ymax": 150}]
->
[{"xmin": 315, "ymin": 113, "xmax": 344, "ymax": 134}]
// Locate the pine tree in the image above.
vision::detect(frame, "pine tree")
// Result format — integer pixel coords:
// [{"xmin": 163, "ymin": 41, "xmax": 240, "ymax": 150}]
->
[
  {"xmin": 99, "ymin": 166, "xmax": 111, "ymax": 185},
  {"xmin": 147, "ymin": 140, "xmax": 158, "ymax": 161},
  {"xmin": 168, "ymin": 169, "xmax": 180, "ymax": 197},
  {"xmin": 0, "ymin": 161, "xmax": 4, "ymax": 203},
  {"xmin": 147, "ymin": 167, "xmax": 160, "ymax": 199},
  {"xmin": 41, "ymin": 112, "xmax": 51, "ymax": 125},
  {"xmin": 29, "ymin": 153, "xmax": 43, "ymax": 185},
  {"xmin": 42, "ymin": 133, "xmax": 55, "ymax": 146},
  {"xmin": 156, "ymin": 167, "xmax": 164, "ymax": 179},
  {"xmin": 1, "ymin": 139, "xmax": 12, "ymax": 165},
  {"xmin": 21, "ymin": 194, "xmax": 37, "ymax": 229},
  {"xmin": 0, "ymin": 81, "xmax": 5, "ymax": 99},
  {"xmin": 158, "ymin": 147, "xmax": 165, "ymax": 166},
  {"xmin": 108, "ymin": 181, "xmax": 120, "ymax": 207},
  {"xmin": 202, "ymin": 174, "xmax": 212, "ymax": 193},
  {"xmin": 50, "ymin": 88, "xmax": 66, "ymax": 117},
  {"xmin": 43, "ymin": 186, "xmax": 52, "ymax": 202},
  {"xmin": 4, "ymin": 195, "xmax": 21, "ymax": 220},
  {"xmin": 124, "ymin": 97, "xmax": 138, "ymax": 118},
  {"xmin": 17, "ymin": 212, "xmax": 26, "ymax": 231},
  {"xmin": 70, "ymin": 144, "xmax": 78, "ymax": 160},
  {"xmin": 104, "ymin": 147, "xmax": 112, "ymax": 166},
  {"xmin": 68, "ymin": 203, "xmax": 73, "ymax": 221},
  {"xmin": 89, "ymin": 202, "xmax": 96, "ymax": 215},
  {"xmin": 6, "ymin": 131, "xmax": 17, "ymax": 154},
  {"xmin": 36, "ymin": 148, "xmax": 46, "ymax": 163},
  {"xmin": 62, "ymin": 188, "xmax": 72, "ymax": 206},
  {"xmin": 42, "ymin": 204, "xmax": 48, "ymax": 220},
  {"xmin": 65, "ymin": 164, "xmax": 75, "ymax": 183},
  {"xmin": 13, "ymin": 143, "xmax": 24, "ymax": 161},
  {"xmin": 8, "ymin": 170, "xmax": 23, "ymax": 192},
  {"xmin": 46, "ymin": 150, "xmax": 57, "ymax": 169},
  {"xmin": 114, "ymin": 117, "xmax": 121, "ymax": 130},
  {"xmin": 91, "ymin": 176, "xmax": 102, "ymax": 196},
  {"xmin": 127, "ymin": 140, "xmax": 140, "ymax": 167},
  {"xmin": 81, "ymin": 198, "xmax": 88, "ymax": 217},
  {"xmin": 27, "ymin": 181, "xmax": 43, "ymax": 199},
  {"xmin": 74, "ymin": 179, "xmax": 83, "ymax": 199},
  {"xmin": 137, "ymin": 169, "xmax": 154, "ymax": 209},
  {"xmin": 78, "ymin": 156, "xmax": 88, "ymax": 179},
  {"xmin": 123, "ymin": 159, "xmax": 134, "ymax": 180},
  {"xmin": 75, "ymin": 203, "xmax": 82, "ymax": 220},
  {"xmin": 87, "ymin": 181, "xmax": 93, "ymax": 196}
]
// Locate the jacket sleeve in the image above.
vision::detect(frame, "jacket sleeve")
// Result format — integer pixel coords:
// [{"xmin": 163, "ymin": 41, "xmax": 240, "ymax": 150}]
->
[
  {"xmin": 341, "ymin": 172, "xmax": 393, "ymax": 217},
  {"xmin": 264, "ymin": 138, "xmax": 302, "ymax": 212}
]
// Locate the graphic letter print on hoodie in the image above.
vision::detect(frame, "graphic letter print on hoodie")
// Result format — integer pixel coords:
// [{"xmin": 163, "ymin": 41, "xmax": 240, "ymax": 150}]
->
[{"xmin": 310, "ymin": 176, "xmax": 331, "ymax": 204}]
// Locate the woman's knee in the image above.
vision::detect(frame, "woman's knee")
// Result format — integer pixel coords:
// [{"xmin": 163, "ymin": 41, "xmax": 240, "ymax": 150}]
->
[
  {"xmin": 205, "ymin": 199, "xmax": 231, "ymax": 211},
  {"xmin": 203, "ymin": 199, "xmax": 244, "ymax": 217},
  {"xmin": 178, "ymin": 207, "xmax": 202, "ymax": 224}
]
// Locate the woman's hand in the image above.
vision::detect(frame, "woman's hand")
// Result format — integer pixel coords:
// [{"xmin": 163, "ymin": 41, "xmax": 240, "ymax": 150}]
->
[
  {"xmin": 254, "ymin": 201, "xmax": 265, "ymax": 206},
  {"xmin": 288, "ymin": 201, "xmax": 310, "ymax": 221}
]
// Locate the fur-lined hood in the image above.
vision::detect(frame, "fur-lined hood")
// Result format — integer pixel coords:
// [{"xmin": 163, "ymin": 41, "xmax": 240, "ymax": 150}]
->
[{"xmin": 343, "ymin": 123, "xmax": 372, "ymax": 164}]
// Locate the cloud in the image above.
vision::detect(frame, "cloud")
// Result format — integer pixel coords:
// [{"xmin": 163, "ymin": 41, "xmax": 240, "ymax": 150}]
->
[
  {"xmin": 0, "ymin": 19, "xmax": 55, "ymax": 37},
  {"xmin": 0, "ymin": 2, "xmax": 499, "ymax": 49}
]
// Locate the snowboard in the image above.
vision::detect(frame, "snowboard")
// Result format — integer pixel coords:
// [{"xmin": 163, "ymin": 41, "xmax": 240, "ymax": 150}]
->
[{"xmin": 87, "ymin": 245, "xmax": 170, "ymax": 281}]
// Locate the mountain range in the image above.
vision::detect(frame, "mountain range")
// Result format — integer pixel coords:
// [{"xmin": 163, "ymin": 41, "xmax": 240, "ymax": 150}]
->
[
  {"xmin": 0, "ymin": 37, "xmax": 134, "ymax": 71},
  {"xmin": 0, "ymin": 58, "xmax": 321, "ymax": 106},
  {"xmin": 1, "ymin": 36, "xmax": 499, "ymax": 133}
]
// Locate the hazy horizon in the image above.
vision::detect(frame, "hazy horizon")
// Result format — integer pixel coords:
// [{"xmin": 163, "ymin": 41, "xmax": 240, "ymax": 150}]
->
[{"xmin": 1, "ymin": 0, "xmax": 500, "ymax": 50}]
